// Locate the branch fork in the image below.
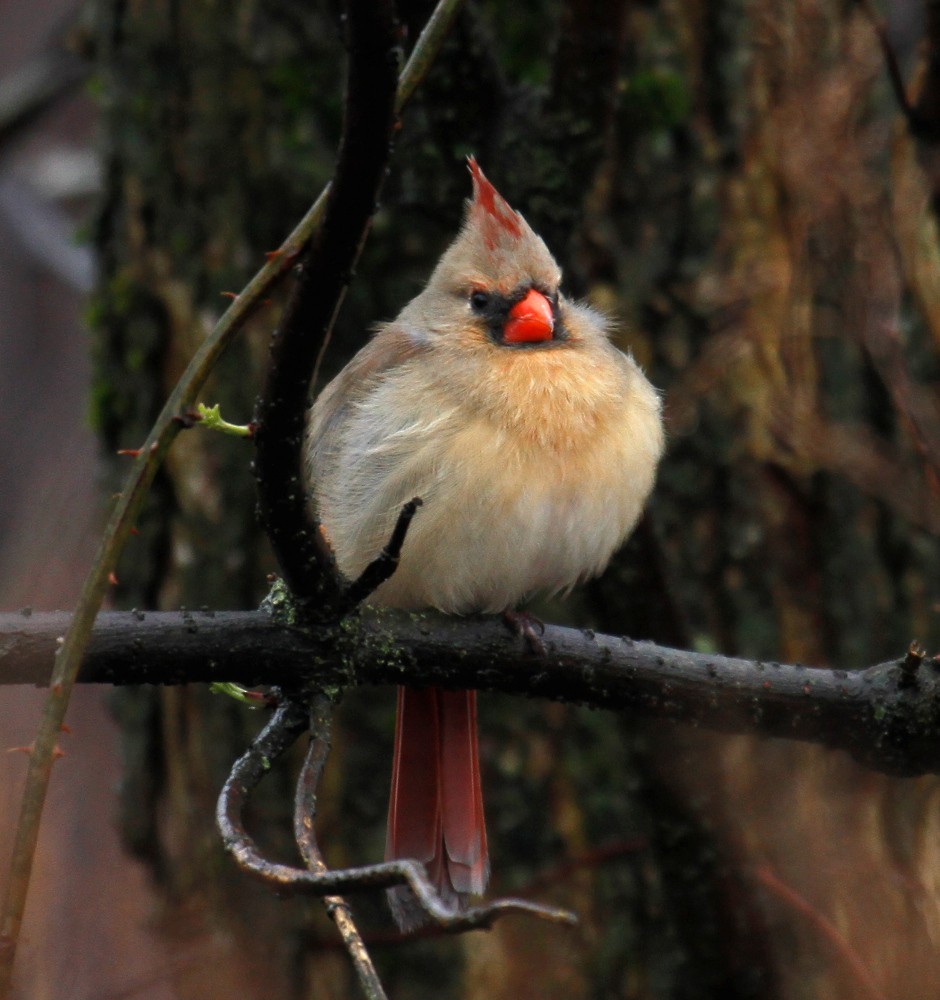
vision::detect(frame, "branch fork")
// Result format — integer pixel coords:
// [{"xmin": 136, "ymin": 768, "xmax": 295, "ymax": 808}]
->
[{"xmin": 216, "ymin": 691, "xmax": 575, "ymax": 956}]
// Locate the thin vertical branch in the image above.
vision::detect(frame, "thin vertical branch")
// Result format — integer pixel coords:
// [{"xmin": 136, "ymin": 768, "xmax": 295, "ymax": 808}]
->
[{"xmin": 295, "ymin": 695, "xmax": 388, "ymax": 1000}]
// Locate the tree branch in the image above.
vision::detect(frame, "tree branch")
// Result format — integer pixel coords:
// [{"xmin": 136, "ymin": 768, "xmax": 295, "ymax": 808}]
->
[
  {"xmin": 252, "ymin": 0, "xmax": 401, "ymax": 615},
  {"xmin": 214, "ymin": 683, "xmax": 573, "ymax": 938},
  {"xmin": 293, "ymin": 694, "xmax": 390, "ymax": 1000},
  {"xmin": 3, "ymin": 610, "xmax": 938, "ymax": 777}
]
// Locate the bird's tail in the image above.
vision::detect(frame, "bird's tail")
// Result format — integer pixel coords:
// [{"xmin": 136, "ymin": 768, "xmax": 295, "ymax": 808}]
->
[{"xmin": 385, "ymin": 686, "xmax": 489, "ymax": 930}]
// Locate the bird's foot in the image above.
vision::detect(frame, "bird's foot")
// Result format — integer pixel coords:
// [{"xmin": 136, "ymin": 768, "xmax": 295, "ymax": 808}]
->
[{"xmin": 502, "ymin": 610, "xmax": 546, "ymax": 655}]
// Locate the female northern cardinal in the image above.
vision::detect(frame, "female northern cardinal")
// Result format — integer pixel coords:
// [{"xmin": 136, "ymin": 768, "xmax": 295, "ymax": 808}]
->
[{"xmin": 305, "ymin": 159, "xmax": 663, "ymax": 928}]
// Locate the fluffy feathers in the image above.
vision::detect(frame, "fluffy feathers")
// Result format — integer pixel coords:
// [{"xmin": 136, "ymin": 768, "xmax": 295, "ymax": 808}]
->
[{"xmin": 305, "ymin": 159, "xmax": 664, "ymax": 925}]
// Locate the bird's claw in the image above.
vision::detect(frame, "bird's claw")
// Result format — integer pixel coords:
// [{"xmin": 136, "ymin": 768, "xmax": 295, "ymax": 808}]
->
[{"xmin": 503, "ymin": 610, "xmax": 547, "ymax": 655}]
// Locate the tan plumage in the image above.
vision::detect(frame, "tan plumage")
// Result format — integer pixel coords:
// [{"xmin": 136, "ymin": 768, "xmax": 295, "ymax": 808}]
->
[
  {"xmin": 307, "ymin": 166, "xmax": 663, "ymax": 613},
  {"xmin": 305, "ymin": 159, "xmax": 664, "ymax": 926}
]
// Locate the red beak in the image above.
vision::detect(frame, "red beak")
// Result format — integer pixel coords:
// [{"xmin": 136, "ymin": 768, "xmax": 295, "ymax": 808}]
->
[{"xmin": 502, "ymin": 289, "xmax": 554, "ymax": 343}]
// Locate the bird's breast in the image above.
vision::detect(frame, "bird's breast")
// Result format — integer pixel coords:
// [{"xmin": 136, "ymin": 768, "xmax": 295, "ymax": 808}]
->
[{"xmin": 321, "ymin": 346, "xmax": 662, "ymax": 613}]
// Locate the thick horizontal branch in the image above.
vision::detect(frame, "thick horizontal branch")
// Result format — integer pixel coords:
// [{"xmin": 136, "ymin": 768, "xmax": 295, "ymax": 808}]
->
[{"xmin": 1, "ymin": 610, "xmax": 937, "ymax": 776}]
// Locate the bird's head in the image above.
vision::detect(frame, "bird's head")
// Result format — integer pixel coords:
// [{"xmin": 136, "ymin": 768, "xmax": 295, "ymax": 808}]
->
[{"xmin": 406, "ymin": 158, "xmax": 567, "ymax": 350}]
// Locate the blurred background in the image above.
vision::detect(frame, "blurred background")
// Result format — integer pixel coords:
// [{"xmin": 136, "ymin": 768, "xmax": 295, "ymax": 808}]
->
[{"xmin": 1, "ymin": 0, "xmax": 939, "ymax": 997}]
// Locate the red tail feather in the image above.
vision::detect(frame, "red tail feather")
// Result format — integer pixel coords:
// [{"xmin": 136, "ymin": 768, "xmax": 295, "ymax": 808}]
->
[{"xmin": 385, "ymin": 686, "xmax": 488, "ymax": 929}]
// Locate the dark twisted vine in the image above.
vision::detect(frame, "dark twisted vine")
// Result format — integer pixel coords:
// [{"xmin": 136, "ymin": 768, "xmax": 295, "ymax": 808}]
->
[
  {"xmin": 251, "ymin": 0, "xmax": 402, "ymax": 619},
  {"xmin": 215, "ymin": 691, "xmax": 575, "ymax": 943}
]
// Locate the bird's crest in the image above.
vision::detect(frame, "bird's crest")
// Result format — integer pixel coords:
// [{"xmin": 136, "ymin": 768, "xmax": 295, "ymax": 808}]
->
[{"xmin": 468, "ymin": 157, "xmax": 522, "ymax": 250}]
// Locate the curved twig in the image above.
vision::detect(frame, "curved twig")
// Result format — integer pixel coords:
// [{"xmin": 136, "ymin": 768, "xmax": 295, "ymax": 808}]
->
[
  {"xmin": 340, "ymin": 498, "xmax": 424, "ymax": 611},
  {"xmin": 753, "ymin": 866, "xmax": 888, "ymax": 1000},
  {"xmin": 216, "ymin": 690, "xmax": 575, "ymax": 935}
]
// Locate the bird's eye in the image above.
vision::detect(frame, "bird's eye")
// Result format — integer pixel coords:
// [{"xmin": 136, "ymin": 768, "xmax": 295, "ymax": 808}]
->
[{"xmin": 469, "ymin": 290, "xmax": 490, "ymax": 312}]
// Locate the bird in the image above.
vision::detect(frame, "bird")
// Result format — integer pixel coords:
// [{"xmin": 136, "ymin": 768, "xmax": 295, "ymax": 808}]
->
[{"xmin": 305, "ymin": 158, "xmax": 664, "ymax": 929}]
